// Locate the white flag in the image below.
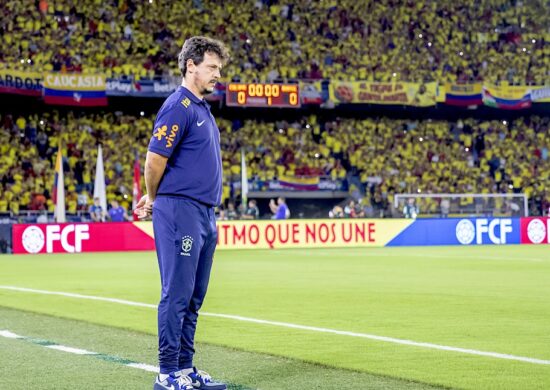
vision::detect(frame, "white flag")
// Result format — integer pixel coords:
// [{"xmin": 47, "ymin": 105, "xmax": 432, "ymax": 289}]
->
[
  {"xmin": 241, "ymin": 148, "xmax": 248, "ymax": 206},
  {"xmin": 93, "ymin": 145, "xmax": 107, "ymax": 221},
  {"xmin": 54, "ymin": 140, "xmax": 66, "ymax": 223}
]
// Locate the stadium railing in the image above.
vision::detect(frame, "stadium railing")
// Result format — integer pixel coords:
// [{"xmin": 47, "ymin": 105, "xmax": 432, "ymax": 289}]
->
[{"xmin": 394, "ymin": 193, "xmax": 529, "ymax": 218}]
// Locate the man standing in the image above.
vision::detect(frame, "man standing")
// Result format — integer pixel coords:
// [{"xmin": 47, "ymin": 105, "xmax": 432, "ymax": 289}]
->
[
  {"xmin": 403, "ymin": 198, "xmax": 419, "ymax": 219},
  {"xmin": 241, "ymin": 199, "xmax": 260, "ymax": 220},
  {"xmin": 89, "ymin": 197, "xmax": 106, "ymax": 222},
  {"xmin": 269, "ymin": 197, "xmax": 290, "ymax": 219},
  {"xmin": 108, "ymin": 199, "xmax": 130, "ymax": 222},
  {"xmin": 135, "ymin": 36, "xmax": 229, "ymax": 390}
]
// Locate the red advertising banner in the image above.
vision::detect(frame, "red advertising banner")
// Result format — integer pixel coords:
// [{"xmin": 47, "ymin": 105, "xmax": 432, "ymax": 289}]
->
[
  {"xmin": 520, "ymin": 217, "xmax": 550, "ymax": 244},
  {"xmin": 12, "ymin": 223, "xmax": 155, "ymax": 254}
]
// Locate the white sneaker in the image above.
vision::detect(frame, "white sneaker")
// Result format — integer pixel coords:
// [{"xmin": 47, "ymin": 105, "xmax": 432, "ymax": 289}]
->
[{"xmin": 153, "ymin": 372, "xmax": 194, "ymax": 390}]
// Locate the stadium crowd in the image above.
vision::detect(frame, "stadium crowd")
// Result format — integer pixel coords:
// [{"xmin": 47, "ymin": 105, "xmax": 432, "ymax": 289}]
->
[
  {"xmin": 0, "ymin": 111, "xmax": 548, "ymax": 218},
  {"xmin": 0, "ymin": 0, "xmax": 548, "ymax": 84}
]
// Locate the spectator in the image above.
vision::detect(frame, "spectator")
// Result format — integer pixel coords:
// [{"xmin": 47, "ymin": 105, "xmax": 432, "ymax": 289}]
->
[
  {"xmin": 0, "ymin": 0, "xmax": 548, "ymax": 83},
  {"xmin": 77, "ymin": 189, "xmax": 89, "ymax": 211},
  {"xmin": 36, "ymin": 209, "xmax": 49, "ymax": 224},
  {"xmin": 108, "ymin": 199, "xmax": 130, "ymax": 222},
  {"xmin": 2, "ymin": 111, "xmax": 549, "ymax": 218},
  {"xmin": 216, "ymin": 208, "xmax": 227, "ymax": 221},
  {"xmin": 270, "ymin": 197, "xmax": 290, "ymax": 219},
  {"xmin": 440, "ymin": 198, "xmax": 451, "ymax": 218},
  {"xmin": 89, "ymin": 197, "xmax": 106, "ymax": 222},
  {"xmin": 241, "ymin": 199, "xmax": 260, "ymax": 220},
  {"xmin": 226, "ymin": 201, "xmax": 239, "ymax": 220},
  {"xmin": 329, "ymin": 205, "xmax": 344, "ymax": 218},
  {"xmin": 344, "ymin": 200, "xmax": 357, "ymax": 218},
  {"xmin": 403, "ymin": 198, "xmax": 419, "ymax": 219}
]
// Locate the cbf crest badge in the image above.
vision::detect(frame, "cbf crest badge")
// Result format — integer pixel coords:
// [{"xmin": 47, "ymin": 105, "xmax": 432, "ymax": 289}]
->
[{"xmin": 180, "ymin": 235, "xmax": 193, "ymax": 256}]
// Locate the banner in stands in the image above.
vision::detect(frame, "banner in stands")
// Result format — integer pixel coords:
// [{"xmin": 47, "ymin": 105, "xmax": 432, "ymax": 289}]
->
[
  {"xmin": 482, "ymin": 84, "xmax": 531, "ymax": 109},
  {"xmin": 106, "ymin": 77, "xmax": 177, "ymax": 98},
  {"xmin": 329, "ymin": 81, "xmax": 437, "ymax": 106},
  {"xmin": 444, "ymin": 83, "xmax": 483, "ymax": 106},
  {"xmin": 12, "ymin": 223, "xmax": 155, "ymax": 254},
  {"xmin": 529, "ymin": 86, "xmax": 550, "ymax": 103},
  {"xmin": 43, "ymin": 73, "xmax": 108, "ymax": 106},
  {"xmin": 435, "ymin": 83, "xmax": 445, "ymax": 103},
  {"xmin": 3, "ymin": 71, "xmax": 550, "ymax": 109},
  {"xmin": 106, "ymin": 76, "xmax": 225, "ymax": 100},
  {"xmin": 0, "ymin": 69, "xmax": 42, "ymax": 96},
  {"xmin": 299, "ymin": 80, "xmax": 324, "ymax": 104},
  {"xmin": 266, "ymin": 176, "xmax": 343, "ymax": 191},
  {"xmin": 520, "ymin": 217, "xmax": 550, "ymax": 244},
  {"xmin": 105, "ymin": 78, "xmax": 135, "ymax": 96}
]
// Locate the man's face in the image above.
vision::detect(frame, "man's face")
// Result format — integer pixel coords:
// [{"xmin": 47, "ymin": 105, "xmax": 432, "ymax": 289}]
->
[{"xmin": 188, "ymin": 52, "xmax": 222, "ymax": 95}]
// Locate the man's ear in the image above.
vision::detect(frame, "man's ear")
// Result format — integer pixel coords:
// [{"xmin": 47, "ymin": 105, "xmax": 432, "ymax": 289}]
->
[{"xmin": 186, "ymin": 59, "xmax": 195, "ymax": 74}]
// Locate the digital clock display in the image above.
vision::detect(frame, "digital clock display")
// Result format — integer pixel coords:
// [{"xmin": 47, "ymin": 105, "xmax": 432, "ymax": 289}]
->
[{"xmin": 226, "ymin": 83, "xmax": 301, "ymax": 108}]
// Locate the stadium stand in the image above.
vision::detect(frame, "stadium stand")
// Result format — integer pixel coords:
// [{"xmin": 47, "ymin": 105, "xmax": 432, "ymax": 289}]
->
[
  {"xmin": 0, "ymin": 0, "xmax": 548, "ymax": 83},
  {"xmin": 0, "ymin": 0, "xmax": 549, "ymax": 220},
  {"xmin": 1, "ymin": 111, "xmax": 548, "ymax": 218}
]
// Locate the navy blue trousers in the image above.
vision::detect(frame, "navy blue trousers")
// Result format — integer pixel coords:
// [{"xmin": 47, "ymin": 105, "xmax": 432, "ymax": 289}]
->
[{"xmin": 153, "ymin": 196, "xmax": 217, "ymax": 374}]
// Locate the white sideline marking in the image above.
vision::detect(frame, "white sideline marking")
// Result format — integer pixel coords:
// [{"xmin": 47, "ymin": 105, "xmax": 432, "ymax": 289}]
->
[
  {"xmin": 1, "ymin": 285, "xmax": 550, "ymax": 366},
  {"xmin": 0, "ymin": 329, "xmax": 160, "ymax": 373},
  {"xmin": 0, "ymin": 285, "xmax": 156, "ymax": 309},
  {"xmin": 46, "ymin": 345, "xmax": 96, "ymax": 355},
  {"xmin": 127, "ymin": 363, "xmax": 161, "ymax": 373},
  {"xmin": 0, "ymin": 330, "xmax": 22, "ymax": 339}
]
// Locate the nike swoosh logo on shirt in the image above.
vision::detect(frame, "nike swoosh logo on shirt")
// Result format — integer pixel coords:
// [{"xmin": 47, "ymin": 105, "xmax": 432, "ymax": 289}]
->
[{"xmin": 197, "ymin": 120, "xmax": 206, "ymax": 126}]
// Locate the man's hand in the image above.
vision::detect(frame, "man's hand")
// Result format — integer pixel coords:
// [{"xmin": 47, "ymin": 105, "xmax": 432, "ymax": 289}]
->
[
  {"xmin": 134, "ymin": 194, "xmax": 154, "ymax": 220},
  {"xmin": 269, "ymin": 199, "xmax": 277, "ymax": 213}
]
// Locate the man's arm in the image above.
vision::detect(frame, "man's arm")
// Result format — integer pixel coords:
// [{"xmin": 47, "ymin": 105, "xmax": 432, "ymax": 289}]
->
[
  {"xmin": 145, "ymin": 151, "xmax": 168, "ymax": 201},
  {"xmin": 135, "ymin": 151, "xmax": 168, "ymax": 218},
  {"xmin": 269, "ymin": 199, "xmax": 278, "ymax": 214}
]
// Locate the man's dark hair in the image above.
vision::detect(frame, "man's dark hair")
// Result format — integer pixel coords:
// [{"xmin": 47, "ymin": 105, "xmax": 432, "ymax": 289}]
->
[{"xmin": 178, "ymin": 36, "xmax": 229, "ymax": 77}]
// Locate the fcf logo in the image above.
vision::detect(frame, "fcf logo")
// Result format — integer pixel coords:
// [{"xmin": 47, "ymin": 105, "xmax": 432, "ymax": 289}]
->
[
  {"xmin": 455, "ymin": 218, "xmax": 513, "ymax": 245},
  {"xmin": 21, "ymin": 225, "xmax": 90, "ymax": 254}
]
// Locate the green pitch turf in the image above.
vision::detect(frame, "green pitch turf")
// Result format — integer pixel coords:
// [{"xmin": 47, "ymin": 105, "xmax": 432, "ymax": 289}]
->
[{"xmin": 1, "ymin": 246, "xmax": 549, "ymax": 389}]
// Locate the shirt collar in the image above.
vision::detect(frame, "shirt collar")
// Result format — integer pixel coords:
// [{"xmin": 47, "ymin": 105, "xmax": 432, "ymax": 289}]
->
[{"xmin": 179, "ymin": 86, "xmax": 203, "ymax": 104}]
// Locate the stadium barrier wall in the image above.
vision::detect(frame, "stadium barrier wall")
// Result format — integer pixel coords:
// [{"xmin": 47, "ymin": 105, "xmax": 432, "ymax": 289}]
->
[{"xmin": 9, "ymin": 217, "xmax": 550, "ymax": 254}]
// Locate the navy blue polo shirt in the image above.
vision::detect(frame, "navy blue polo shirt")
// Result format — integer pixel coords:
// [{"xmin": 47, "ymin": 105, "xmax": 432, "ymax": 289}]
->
[
  {"xmin": 148, "ymin": 86, "xmax": 222, "ymax": 206},
  {"xmin": 109, "ymin": 206, "xmax": 126, "ymax": 222}
]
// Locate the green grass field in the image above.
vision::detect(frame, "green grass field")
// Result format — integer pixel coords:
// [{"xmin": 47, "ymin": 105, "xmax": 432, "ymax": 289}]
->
[{"xmin": 1, "ymin": 246, "xmax": 549, "ymax": 389}]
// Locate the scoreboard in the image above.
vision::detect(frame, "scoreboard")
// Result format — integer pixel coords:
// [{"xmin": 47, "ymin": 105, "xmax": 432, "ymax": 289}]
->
[{"xmin": 226, "ymin": 83, "xmax": 300, "ymax": 108}]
